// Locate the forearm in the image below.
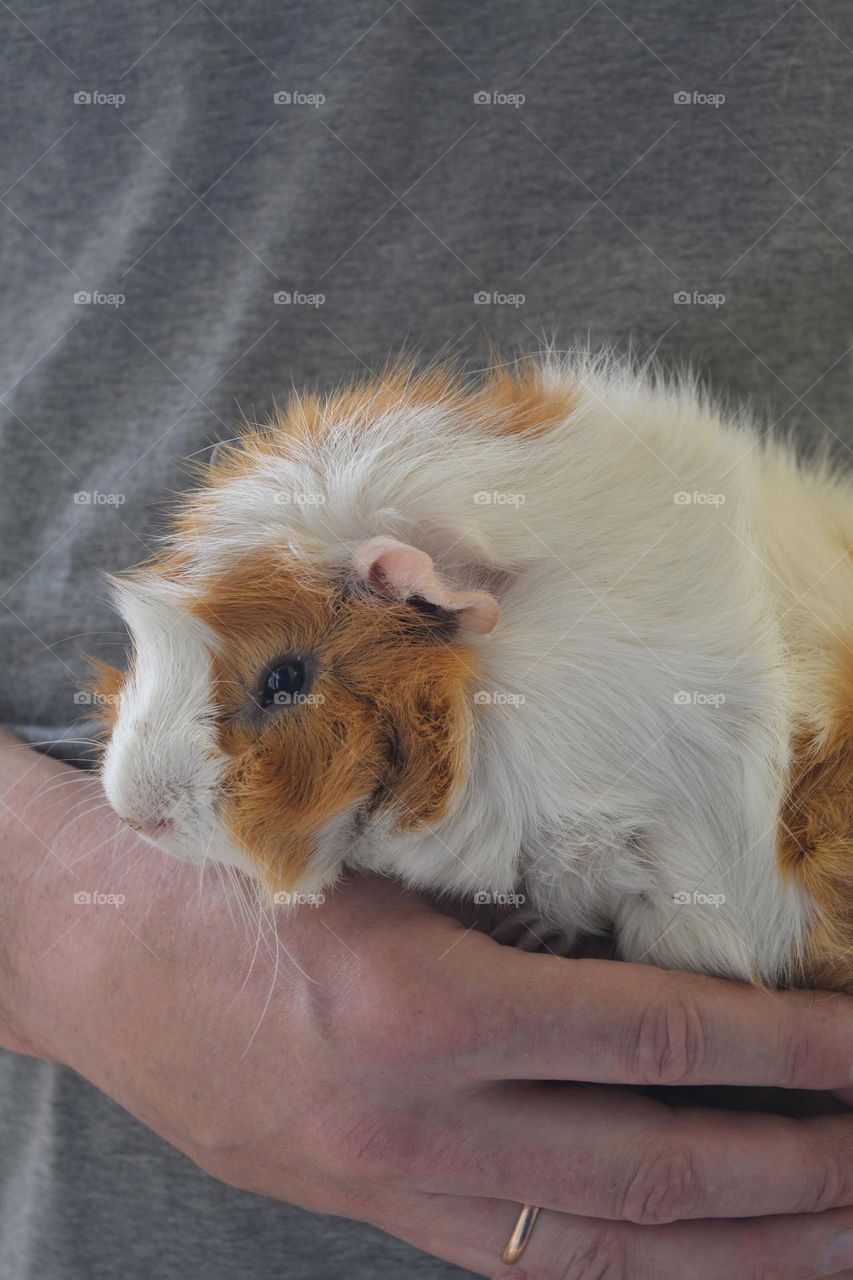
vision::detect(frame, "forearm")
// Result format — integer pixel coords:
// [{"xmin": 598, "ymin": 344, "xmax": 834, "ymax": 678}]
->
[{"xmin": 0, "ymin": 727, "xmax": 69, "ymax": 1056}]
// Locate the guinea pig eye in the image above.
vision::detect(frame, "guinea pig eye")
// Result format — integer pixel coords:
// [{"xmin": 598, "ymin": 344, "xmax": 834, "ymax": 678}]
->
[{"xmin": 259, "ymin": 657, "xmax": 309, "ymax": 709}]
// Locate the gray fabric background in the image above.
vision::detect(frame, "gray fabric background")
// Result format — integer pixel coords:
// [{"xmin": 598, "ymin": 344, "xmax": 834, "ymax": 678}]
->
[{"xmin": 1, "ymin": 1, "xmax": 852, "ymax": 1276}]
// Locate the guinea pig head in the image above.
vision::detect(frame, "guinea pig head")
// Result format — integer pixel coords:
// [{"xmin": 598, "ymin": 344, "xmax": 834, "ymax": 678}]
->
[{"xmin": 95, "ymin": 538, "xmax": 498, "ymax": 898}]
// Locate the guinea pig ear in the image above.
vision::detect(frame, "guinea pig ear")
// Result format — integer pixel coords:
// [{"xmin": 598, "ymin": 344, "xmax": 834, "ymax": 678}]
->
[{"xmin": 352, "ymin": 536, "xmax": 499, "ymax": 639}]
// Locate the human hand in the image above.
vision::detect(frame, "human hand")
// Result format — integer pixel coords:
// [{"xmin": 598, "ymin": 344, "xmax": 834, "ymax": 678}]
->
[{"xmin": 3, "ymin": 736, "xmax": 853, "ymax": 1280}]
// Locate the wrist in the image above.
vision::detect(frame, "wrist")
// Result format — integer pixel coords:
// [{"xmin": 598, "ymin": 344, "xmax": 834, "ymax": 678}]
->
[
  {"xmin": 0, "ymin": 731, "xmax": 53, "ymax": 1055},
  {"xmin": 0, "ymin": 732, "xmax": 130, "ymax": 1063},
  {"xmin": 0, "ymin": 862, "xmax": 31, "ymax": 1056}
]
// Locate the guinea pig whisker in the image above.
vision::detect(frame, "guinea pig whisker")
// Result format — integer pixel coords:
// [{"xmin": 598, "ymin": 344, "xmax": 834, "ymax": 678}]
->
[
  {"xmin": 61, "ymin": 800, "xmax": 115, "ymax": 830},
  {"xmin": 239, "ymin": 931, "xmax": 281, "ymax": 1064},
  {"xmin": 21, "ymin": 773, "xmax": 102, "ymax": 824},
  {"xmin": 233, "ymin": 875, "xmax": 264, "ymax": 952},
  {"xmin": 24, "ymin": 771, "xmax": 100, "ymax": 804}
]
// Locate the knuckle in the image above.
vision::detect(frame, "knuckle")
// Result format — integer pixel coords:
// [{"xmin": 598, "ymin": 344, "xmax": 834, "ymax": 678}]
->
[
  {"xmin": 633, "ymin": 981, "xmax": 707, "ymax": 1085},
  {"xmin": 620, "ymin": 1141, "xmax": 702, "ymax": 1225},
  {"xmin": 797, "ymin": 1137, "xmax": 853, "ymax": 1214},
  {"xmin": 553, "ymin": 1225, "xmax": 627, "ymax": 1280},
  {"xmin": 320, "ymin": 1106, "xmax": 426, "ymax": 1186},
  {"xmin": 745, "ymin": 1263, "xmax": 792, "ymax": 1280},
  {"xmin": 780, "ymin": 1024, "xmax": 818, "ymax": 1089},
  {"xmin": 778, "ymin": 992, "xmax": 853, "ymax": 1089},
  {"xmin": 493, "ymin": 1223, "xmax": 626, "ymax": 1280},
  {"xmin": 335, "ymin": 963, "xmax": 473, "ymax": 1077}
]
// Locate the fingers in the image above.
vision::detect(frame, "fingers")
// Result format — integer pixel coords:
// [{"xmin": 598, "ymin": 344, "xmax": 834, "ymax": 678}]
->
[
  {"xmin": 468, "ymin": 945, "xmax": 853, "ymax": 1091},
  {"xmin": 407, "ymin": 1084, "xmax": 853, "ymax": 1224},
  {"xmin": 380, "ymin": 1193, "xmax": 853, "ymax": 1280}
]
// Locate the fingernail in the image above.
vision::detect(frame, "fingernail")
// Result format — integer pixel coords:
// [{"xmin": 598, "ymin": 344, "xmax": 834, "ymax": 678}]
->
[{"xmin": 817, "ymin": 1231, "xmax": 853, "ymax": 1276}]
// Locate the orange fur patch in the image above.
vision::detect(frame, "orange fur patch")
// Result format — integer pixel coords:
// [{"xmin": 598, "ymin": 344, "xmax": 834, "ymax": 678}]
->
[
  {"xmin": 472, "ymin": 363, "xmax": 578, "ymax": 437},
  {"xmin": 86, "ymin": 659, "xmax": 126, "ymax": 736},
  {"xmin": 779, "ymin": 645, "xmax": 853, "ymax": 992},
  {"xmin": 198, "ymin": 359, "xmax": 464, "ymax": 483},
  {"xmin": 189, "ymin": 550, "xmax": 477, "ymax": 893},
  {"xmin": 185, "ymin": 358, "xmax": 575, "ymax": 500}
]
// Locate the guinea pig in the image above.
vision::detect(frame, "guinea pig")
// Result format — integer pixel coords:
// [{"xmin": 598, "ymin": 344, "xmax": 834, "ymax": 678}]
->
[{"xmin": 92, "ymin": 352, "xmax": 853, "ymax": 992}]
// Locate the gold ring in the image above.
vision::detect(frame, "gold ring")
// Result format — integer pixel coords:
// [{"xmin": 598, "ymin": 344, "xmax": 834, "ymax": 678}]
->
[{"xmin": 501, "ymin": 1203, "xmax": 541, "ymax": 1265}]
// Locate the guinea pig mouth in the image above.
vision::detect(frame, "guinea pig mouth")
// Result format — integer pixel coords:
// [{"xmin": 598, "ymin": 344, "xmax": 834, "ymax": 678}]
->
[
  {"xmin": 126, "ymin": 815, "xmax": 175, "ymax": 839},
  {"xmin": 138, "ymin": 812, "xmax": 251, "ymax": 873},
  {"xmin": 130, "ymin": 814, "xmax": 185, "ymax": 850}
]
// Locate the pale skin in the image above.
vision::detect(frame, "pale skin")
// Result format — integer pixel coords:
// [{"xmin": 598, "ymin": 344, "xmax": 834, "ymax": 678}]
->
[{"xmin": 2, "ymin": 728, "xmax": 853, "ymax": 1280}]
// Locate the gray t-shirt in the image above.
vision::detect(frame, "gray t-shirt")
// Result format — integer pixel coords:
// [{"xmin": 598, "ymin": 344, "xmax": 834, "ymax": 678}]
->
[{"xmin": 1, "ymin": 2, "xmax": 852, "ymax": 1275}]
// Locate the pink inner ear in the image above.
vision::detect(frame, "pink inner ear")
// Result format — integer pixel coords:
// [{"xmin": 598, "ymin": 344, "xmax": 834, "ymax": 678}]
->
[{"xmin": 353, "ymin": 537, "xmax": 500, "ymax": 638}]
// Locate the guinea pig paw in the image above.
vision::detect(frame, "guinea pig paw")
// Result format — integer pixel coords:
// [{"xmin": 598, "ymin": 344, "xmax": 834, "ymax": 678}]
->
[{"xmin": 489, "ymin": 903, "xmax": 577, "ymax": 956}]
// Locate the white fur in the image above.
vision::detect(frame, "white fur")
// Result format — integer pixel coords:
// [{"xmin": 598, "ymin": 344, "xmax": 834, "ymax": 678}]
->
[
  {"xmin": 102, "ymin": 351, "xmax": 853, "ymax": 983},
  {"xmin": 101, "ymin": 579, "xmax": 248, "ymax": 872}
]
